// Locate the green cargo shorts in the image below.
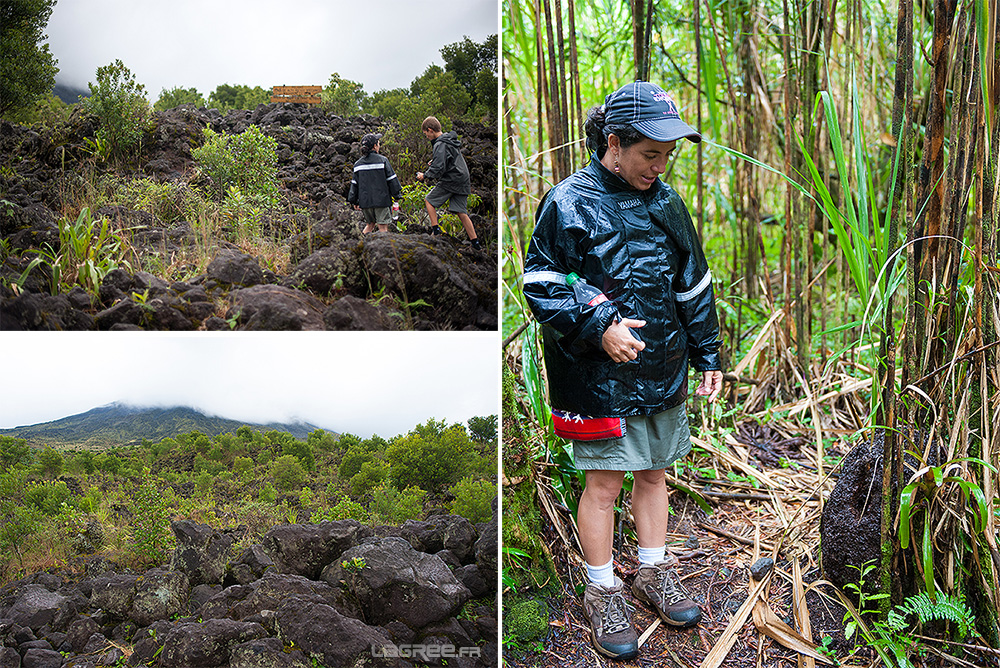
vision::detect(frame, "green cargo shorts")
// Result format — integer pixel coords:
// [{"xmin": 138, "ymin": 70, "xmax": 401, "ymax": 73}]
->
[
  {"xmin": 572, "ymin": 404, "xmax": 691, "ymax": 471},
  {"xmin": 362, "ymin": 206, "xmax": 392, "ymax": 225},
  {"xmin": 425, "ymin": 185, "xmax": 469, "ymax": 214}
]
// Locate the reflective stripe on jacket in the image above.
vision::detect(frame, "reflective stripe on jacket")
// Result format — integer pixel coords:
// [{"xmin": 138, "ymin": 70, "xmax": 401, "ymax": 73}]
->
[
  {"xmin": 347, "ymin": 152, "xmax": 402, "ymax": 208},
  {"xmin": 523, "ymin": 154, "xmax": 721, "ymax": 418}
]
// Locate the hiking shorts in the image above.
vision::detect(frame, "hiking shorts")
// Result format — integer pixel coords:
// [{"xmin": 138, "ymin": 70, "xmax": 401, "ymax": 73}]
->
[
  {"xmin": 425, "ymin": 185, "xmax": 468, "ymax": 214},
  {"xmin": 362, "ymin": 207, "xmax": 392, "ymax": 225},
  {"xmin": 572, "ymin": 403, "xmax": 691, "ymax": 471}
]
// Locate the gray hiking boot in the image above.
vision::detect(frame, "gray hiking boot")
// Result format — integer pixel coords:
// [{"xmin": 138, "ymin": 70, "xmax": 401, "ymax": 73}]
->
[
  {"xmin": 631, "ymin": 560, "xmax": 702, "ymax": 627},
  {"xmin": 582, "ymin": 577, "xmax": 639, "ymax": 660}
]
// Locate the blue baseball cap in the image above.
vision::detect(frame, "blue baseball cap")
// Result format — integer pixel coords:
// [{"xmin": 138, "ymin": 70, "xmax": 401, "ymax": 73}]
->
[{"xmin": 604, "ymin": 81, "xmax": 701, "ymax": 143}]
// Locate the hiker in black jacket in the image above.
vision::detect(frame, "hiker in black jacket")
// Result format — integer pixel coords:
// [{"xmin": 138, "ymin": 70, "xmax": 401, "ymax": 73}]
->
[
  {"xmin": 416, "ymin": 116, "xmax": 481, "ymax": 249},
  {"xmin": 348, "ymin": 133, "xmax": 402, "ymax": 235}
]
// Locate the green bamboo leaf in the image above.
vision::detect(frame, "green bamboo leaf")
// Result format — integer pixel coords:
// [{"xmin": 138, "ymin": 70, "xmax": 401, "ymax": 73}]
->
[
  {"xmin": 520, "ymin": 321, "xmax": 548, "ymax": 427},
  {"xmin": 899, "ymin": 481, "xmax": 919, "ymax": 549},
  {"xmin": 503, "ymin": 545, "xmax": 532, "ymax": 559},
  {"xmin": 795, "ymin": 133, "xmax": 865, "ymax": 295},
  {"xmin": 666, "ymin": 478, "xmax": 713, "ymax": 515},
  {"xmin": 922, "ymin": 517, "xmax": 934, "ymax": 595},
  {"xmin": 951, "ymin": 479, "xmax": 989, "ymax": 534},
  {"xmin": 816, "ymin": 320, "xmax": 863, "ymax": 337},
  {"xmin": 947, "ymin": 456, "xmax": 997, "ymax": 472}
]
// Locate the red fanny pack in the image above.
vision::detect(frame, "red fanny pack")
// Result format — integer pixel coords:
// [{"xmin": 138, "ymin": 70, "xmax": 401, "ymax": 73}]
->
[{"xmin": 551, "ymin": 409, "xmax": 627, "ymax": 441}]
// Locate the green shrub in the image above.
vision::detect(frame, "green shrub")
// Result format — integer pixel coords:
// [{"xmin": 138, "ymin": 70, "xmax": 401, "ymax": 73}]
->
[
  {"xmin": 34, "ymin": 447, "xmax": 63, "ymax": 478},
  {"xmin": 82, "ymin": 59, "xmax": 152, "ymax": 162},
  {"xmin": 207, "ymin": 84, "xmax": 269, "ymax": 112},
  {"xmin": 103, "ymin": 176, "xmax": 206, "ymax": 225},
  {"xmin": 313, "ymin": 494, "xmax": 365, "ymax": 522},
  {"xmin": 339, "ymin": 444, "xmax": 375, "ymax": 480},
  {"xmin": 385, "ymin": 421, "xmax": 476, "ymax": 493},
  {"xmin": 271, "ymin": 454, "xmax": 306, "ymax": 491},
  {"xmin": 0, "ymin": 436, "xmax": 32, "ymax": 468},
  {"xmin": 233, "ymin": 456, "xmax": 254, "ymax": 479},
  {"xmin": 0, "ymin": 0, "xmax": 59, "ymax": 120},
  {"xmin": 281, "ymin": 439, "xmax": 315, "ymax": 472},
  {"xmin": 367, "ymin": 484, "xmax": 425, "ymax": 525},
  {"xmin": 192, "ymin": 125, "xmax": 279, "ymax": 208},
  {"xmin": 130, "ymin": 469, "xmax": 173, "ymax": 565},
  {"xmin": 23, "ymin": 480, "xmax": 70, "ymax": 515},
  {"xmin": 19, "ymin": 208, "xmax": 127, "ymax": 296},
  {"xmin": 448, "ymin": 477, "xmax": 496, "ymax": 524},
  {"xmin": 196, "ymin": 470, "xmax": 213, "ymax": 494},
  {"xmin": 77, "ymin": 486, "xmax": 102, "ymax": 514},
  {"xmin": 258, "ymin": 482, "xmax": 277, "ymax": 505},
  {"xmin": 349, "ymin": 460, "xmax": 389, "ymax": 496},
  {"xmin": 154, "ymin": 86, "xmax": 205, "ymax": 111},
  {"xmin": 0, "ymin": 468, "xmax": 41, "ymax": 567},
  {"xmin": 321, "ymin": 72, "xmax": 366, "ymax": 116},
  {"xmin": 94, "ymin": 453, "xmax": 122, "ymax": 475}
]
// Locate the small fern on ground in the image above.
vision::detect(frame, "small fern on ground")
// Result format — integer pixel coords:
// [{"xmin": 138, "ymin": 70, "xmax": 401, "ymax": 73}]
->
[{"xmin": 886, "ymin": 591, "xmax": 977, "ymax": 640}]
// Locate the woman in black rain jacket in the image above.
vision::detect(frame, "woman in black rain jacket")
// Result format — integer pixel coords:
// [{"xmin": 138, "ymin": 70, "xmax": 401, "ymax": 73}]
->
[{"xmin": 521, "ymin": 81, "xmax": 723, "ymax": 661}]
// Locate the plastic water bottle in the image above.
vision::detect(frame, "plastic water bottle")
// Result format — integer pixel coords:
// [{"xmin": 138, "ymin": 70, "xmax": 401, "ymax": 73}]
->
[
  {"xmin": 566, "ymin": 272, "xmax": 609, "ymax": 306},
  {"xmin": 391, "ymin": 202, "xmax": 400, "ymax": 221}
]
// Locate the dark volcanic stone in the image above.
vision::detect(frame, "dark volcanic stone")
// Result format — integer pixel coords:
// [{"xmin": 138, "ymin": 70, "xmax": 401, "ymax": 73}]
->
[
  {"xmin": 321, "ymin": 537, "xmax": 470, "ymax": 629},
  {"xmin": 283, "ymin": 242, "xmax": 365, "ymax": 297},
  {"xmin": 7, "ymin": 585, "xmax": 75, "ymax": 632},
  {"xmin": 159, "ymin": 619, "xmax": 267, "ymax": 667},
  {"xmin": 260, "ymin": 520, "xmax": 369, "ymax": 580},
  {"xmin": 206, "ymin": 250, "xmax": 264, "ymax": 287},
  {"xmin": 169, "ymin": 520, "xmax": 235, "ymax": 586},
  {"xmin": 1, "ymin": 292, "xmax": 95, "ymax": 330},
  {"xmin": 273, "ymin": 599, "xmax": 393, "ymax": 668},
  {"xmin": 749, "ymin": 557, "xmax": 774, "ymax": 580},
  {"xmin": 323, "ymin": 295, "xmax": 403, "ymax": 330},
  {"xmin": 229, "ymin": 637, "xmax": 311, "ymax": 668},
  {"xmin": 21, "ymin": 648, "xmax": 63, "ymax": 668},
  {"xmin": 226, "ymin": 285, "xmax": 327, "ymax": 330}
]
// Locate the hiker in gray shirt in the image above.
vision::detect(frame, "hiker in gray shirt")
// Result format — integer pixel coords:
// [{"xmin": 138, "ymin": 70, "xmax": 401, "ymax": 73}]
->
[{"xmin": 416, "ymin": 116, "xmax": 481, "ymax": 249}]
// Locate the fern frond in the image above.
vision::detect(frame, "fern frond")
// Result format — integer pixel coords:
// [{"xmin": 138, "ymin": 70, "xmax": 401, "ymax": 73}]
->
[{"xmin": 892, "ymin": 592, "xmax": 976, "ymax": 639}]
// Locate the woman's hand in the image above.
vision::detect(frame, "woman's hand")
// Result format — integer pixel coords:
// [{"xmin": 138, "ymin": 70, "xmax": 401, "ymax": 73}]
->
[
  {"xmin": 695, "ymin": 370, "xmax": 723, "ymax": 403},
  {"xmin": 602, "ymin": 318, "xmax": 646, "ymax": 362}
]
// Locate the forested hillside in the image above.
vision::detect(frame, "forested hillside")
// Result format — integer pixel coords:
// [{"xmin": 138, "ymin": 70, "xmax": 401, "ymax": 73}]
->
[
  {"xmin": 0, "ymin": 403, "xmax": 324, "ymax": 449},
  {"xmin": 0, "ymin": 416, "xmax": 498, "ymax": 666}
]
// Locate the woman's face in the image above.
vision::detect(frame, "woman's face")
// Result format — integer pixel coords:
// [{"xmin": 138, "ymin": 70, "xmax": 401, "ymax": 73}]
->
[{"xmin": 607, "ymin": 135, "xmax": 677, "ymax": 191}]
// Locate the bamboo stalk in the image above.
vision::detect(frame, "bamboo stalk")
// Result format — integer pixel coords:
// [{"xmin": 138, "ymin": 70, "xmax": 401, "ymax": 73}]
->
[{"xmin": 566, "ymin": 0, "xmax": 584, "ymax": 167}]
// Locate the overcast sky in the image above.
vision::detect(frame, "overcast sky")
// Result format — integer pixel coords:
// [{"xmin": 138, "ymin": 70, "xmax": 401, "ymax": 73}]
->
[
  {"xmin": 46, "ymin": 0, "xmax": 497, "ymax": 100},
  {"xmin": 0, "ymin": 333, "xmax": 499, "ymax": 439}
]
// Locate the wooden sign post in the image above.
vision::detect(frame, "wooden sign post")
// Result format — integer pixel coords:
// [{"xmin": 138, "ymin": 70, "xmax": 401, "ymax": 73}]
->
[{"xmin": 270, "ymin": 86, "xmax": 323, "ymax": 104}]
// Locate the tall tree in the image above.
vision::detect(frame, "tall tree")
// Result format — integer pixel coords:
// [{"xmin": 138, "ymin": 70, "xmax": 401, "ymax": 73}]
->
[
  {"xmin": 321, "ymin": 72, "xmax": 366, "ymax": 116},
  {"xmin": 154, "ymin": 86, "xmax": 205, "ymax": 111},
  {"xmin": 441, "ymin": 34, "xmax": 498, "ymax": 104},
  {"xmin": 0, "ymin": 0, "xmax": 59, "ymax": 117}
]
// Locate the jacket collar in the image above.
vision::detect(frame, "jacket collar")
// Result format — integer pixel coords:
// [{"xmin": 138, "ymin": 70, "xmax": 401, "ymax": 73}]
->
[{"xmin": 585, "ymin": 153, "xmax": 662, "ymax": 199}]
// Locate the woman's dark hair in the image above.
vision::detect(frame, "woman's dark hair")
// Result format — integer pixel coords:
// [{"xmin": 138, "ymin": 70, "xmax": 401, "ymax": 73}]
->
[{"xmin": 584, "ymin": 105, "xmax": 645, "ymax": 158}]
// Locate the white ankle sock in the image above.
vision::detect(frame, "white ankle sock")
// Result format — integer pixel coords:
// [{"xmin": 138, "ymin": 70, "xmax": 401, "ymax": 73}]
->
[
  {"xmin": 637, "ymin": 545, "xmax": 666, "ymax": 566},
  {"xmin": 586, "ymin": 559, "xmax": 615, "ymax": 587}
]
